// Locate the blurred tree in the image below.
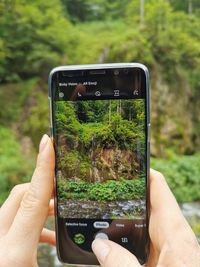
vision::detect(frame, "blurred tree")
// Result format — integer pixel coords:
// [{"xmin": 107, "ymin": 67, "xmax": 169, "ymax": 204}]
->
[
  {"xmin": 140, "ymin": 0, "xmax": 145, "ymax": 25},
  {"xmin": 61, "ymin": 0, "xmax": 130, "ymax": 22},
  {"xmin": 0, "ymin": 0, "xmax": 73, "ymax": 82},
  {"xmin": 0, "ymin": 127, "xmax": 34, "ymax": 203},
  {"xmin": 168, "ymin": 0, "xmax": 200, "ymax": 14}
]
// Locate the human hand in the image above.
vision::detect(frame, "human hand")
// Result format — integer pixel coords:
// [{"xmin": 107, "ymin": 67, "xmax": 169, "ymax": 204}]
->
[
  {"xmin": 92, "ymin": 169, "xmax": 200, "ymax": 267},
  {"xmin": 0, "ymin": 134, "xmax": 55, "ymax": 267}
]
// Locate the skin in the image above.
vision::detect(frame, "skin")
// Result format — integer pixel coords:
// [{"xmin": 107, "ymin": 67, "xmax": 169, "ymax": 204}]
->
[{"xmin": 0, "ymin": 134, "xmax": 199, "ymax": 266}]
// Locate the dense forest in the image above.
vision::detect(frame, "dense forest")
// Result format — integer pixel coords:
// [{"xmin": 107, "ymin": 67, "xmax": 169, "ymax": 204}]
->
[
  {"xmin": 56, "ymin": 99, "xmax": 145, "ymax": 197},
  {"xmin": 0, "ymin": 0, "xmax": 200, "ymax": 206},
  {"xmin": 55, "ymin": 99, "xmax": 146, "ymax": 219}
]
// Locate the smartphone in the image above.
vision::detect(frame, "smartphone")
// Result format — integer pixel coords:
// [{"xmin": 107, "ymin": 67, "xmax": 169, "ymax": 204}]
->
[{"xmin": 49, "ymin": 63, "xmax": 150, "ymax": 266}]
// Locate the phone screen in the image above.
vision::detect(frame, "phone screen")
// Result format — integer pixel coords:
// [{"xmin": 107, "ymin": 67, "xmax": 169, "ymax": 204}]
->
[{"xmin": 50, "ymin": 65, "xmax": 150, "ymax": 265}]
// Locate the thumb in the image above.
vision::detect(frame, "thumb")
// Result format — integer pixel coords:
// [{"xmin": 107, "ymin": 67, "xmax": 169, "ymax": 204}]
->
[{"xmin": 92, "ymin": 239, "xmax": 142, "ymax": 267}]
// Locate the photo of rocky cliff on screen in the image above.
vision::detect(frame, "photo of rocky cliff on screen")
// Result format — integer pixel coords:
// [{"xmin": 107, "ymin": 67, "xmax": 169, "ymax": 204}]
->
[{"xmin": 54, "ymin": 99, "xmax": 146, "ymax": 219}]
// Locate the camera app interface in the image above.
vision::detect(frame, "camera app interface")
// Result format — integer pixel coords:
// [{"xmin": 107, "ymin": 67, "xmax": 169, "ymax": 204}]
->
[{"xmin": 52, "ymin": 68, "xmax": 148, "ymax": 265}]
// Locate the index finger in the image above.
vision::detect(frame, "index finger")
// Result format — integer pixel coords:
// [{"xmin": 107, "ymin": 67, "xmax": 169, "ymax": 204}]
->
[{"xmin": 7, "ymin": 135, "xmax": 55, "ymax": 251}]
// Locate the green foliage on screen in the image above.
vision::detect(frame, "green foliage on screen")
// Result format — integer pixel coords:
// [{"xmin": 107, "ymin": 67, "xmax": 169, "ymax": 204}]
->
[{"xmin": 58, "ymin": 178, "xmax": 145, "ymax": 202}]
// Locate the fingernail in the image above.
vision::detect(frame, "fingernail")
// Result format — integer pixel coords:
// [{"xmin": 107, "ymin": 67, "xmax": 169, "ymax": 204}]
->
[
  {"xmin": 92, "ymin": 239, "xmax": 110, "ymax": 264},
  {"xmin": 39, "ymin": 134, "xmax": 49, "ymax": 153}
]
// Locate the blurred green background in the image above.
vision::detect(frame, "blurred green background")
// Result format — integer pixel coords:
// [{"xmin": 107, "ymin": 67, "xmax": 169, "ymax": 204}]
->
[{"xmin": 0, "ymin": 0, "xmax": 200, "ymax": 265}]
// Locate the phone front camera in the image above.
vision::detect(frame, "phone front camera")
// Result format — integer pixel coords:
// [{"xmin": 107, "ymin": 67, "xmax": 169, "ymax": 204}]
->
[{"xmin": 114, "ymin": 70, "xmax": 119, "ymax": 76}]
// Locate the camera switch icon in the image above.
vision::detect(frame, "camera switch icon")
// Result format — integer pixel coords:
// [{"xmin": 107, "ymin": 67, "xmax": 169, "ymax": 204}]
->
[{"xmin": 95, "ymin": 91, "xmax": 101, "ymax": 96}]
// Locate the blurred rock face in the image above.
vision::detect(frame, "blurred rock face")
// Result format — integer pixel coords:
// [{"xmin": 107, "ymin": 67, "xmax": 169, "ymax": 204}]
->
[{"xmin": 150, "ymin": 68, "xmax": 199, "ymax": 157}]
